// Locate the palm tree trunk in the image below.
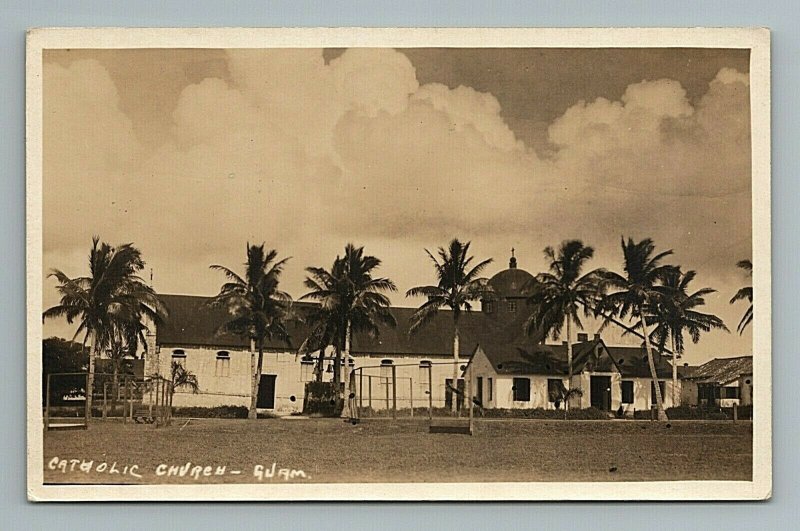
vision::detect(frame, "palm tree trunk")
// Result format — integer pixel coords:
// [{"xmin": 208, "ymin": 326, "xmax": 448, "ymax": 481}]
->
[
  {"xmin": 332, "ymin": 345, "xmax": 341, "ymax": 386},
  {"xmin": 671, "ymin": 335, "xmax": 678, "ymax": 407},
  {"xmin": 566, "ymin": 316, "xmax": 573, "ymax": 412},
  {"xmin": 340, "ymin": 319, "xmax": 352, "ymax": 416},
  {"xmin": 641, "ymin": 312, "xmax": 668, "ymax": 421},
  {"xmin": 248, "ymin": 337, "xmax": 258, "ymax": 420},
  {"xmin": 86, "ymin": 331, "xmax": 97, "ymax": 421},
  {"xmin": 452, "ymin": 323, "xmax": 460, "ymax": 414}
]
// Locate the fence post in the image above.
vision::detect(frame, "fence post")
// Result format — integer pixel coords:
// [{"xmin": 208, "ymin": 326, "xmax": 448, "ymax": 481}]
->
[
  {"xmin": 409, "ymin": 378, "xmax": 414, "ymax": 418},
  {"xmin": 359, "ymin": 370, "xmax": 363, "ymax": 410},
  {"xmin": 85, "ymin": 372, "xmax": 91, "ymax": 423},
  {"xmin": 102, "ymin": 382, "xmax": 107, "ymax": 420},
  {"xmin": 124, "ymin": 377, "xmax": 130, "ymax": 423},
  {"xmin": 148, "ymin": 381, "xmax": 153, "ymax": 418},
  {"xmin": 45, "ymin": 373, "xmax": 51, "ymax": 430},
  {"xmin": 468, "ymin": 364, "xmax": 474, "ymax": 434},
  {"xmin": 428, "ymin": 364, "xmax": 433, "ymax": 421},
  {"xmin": 384, "ymin": 375, "xmax": 390, "ymax": 414},
  {"xmin": 391, "ymin": 365, "xmax": 397, "ymax": 420},
  {"xmin": 368, "ymin": 375, "xmax": 372, "ymax": 412},
  {"xmin": 733, "ymin": 403, "xmax": 738, "ymax": 423}
]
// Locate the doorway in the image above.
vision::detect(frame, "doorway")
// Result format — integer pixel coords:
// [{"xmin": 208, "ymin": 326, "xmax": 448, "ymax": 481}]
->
[
  {"xmin": 257, "ymin": 374, "xmax": 277, "ymax": 409},
  {"xmin": 590, "ymin": 376, "xmax": 612, "ymax": 411}
]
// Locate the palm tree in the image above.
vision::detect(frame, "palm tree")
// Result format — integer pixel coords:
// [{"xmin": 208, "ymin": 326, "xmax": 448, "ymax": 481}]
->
[
  {"xmin": 596, "ymin": 237, "xmax": 678, "ymax": 421},
  {"xmin": 730, "ymin": 259, "xmax": 753, "ymax": 334},
  {"xmin": 524, "ymin": 240, "xmax": 603, "ymax": 410},
  {"xmin": 209, "ymin": 243, "xmax": 293, "ymax": 420},
  {"xmin": 169, "ymin": 360, "xmax": 200, "ymax": 414},
  {"xmin": 641, "ymin": 269, "xmax": 729, "ymax": 406},
  {"xmin": 43, "ymin": 237, "xmax": 165, "ymax": 417},
  {"xmin": 302, "ymin": 244, "xmax": 397, "ymax": 402},
  {"xmin": 406, "ymin": 239, "xmax": 494, "ymax": 413}
]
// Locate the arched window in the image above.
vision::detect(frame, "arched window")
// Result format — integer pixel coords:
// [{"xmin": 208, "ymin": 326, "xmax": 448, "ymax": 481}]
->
[
  {"xmin": 215, "ymin": 351, "xmax": 230, "ymax": 377},
  {"xmin": 418, "ymin": 360, "xmax": 432, "ymax": 393},
  {"xmin": 380, "ymin": 359, "xmax": 393, "ymax": 385},
  {"xmin": 172, "ymin": 349, "xmax": 186, "ymax": 367}
]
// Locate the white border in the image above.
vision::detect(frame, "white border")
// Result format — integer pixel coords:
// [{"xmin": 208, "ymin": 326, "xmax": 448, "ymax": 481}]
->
[{"xmin": 26, "ymin": 27, "xmax": 771, "ymax": 502}]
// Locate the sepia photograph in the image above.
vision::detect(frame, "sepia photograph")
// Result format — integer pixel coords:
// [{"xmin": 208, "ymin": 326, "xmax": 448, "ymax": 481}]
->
[{"xmin": 26, "ymin": 27, "xmax": 771, "ymax": 501}]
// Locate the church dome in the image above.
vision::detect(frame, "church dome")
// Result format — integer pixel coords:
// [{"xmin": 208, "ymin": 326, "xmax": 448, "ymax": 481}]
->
[{"xmin": 488, "ymin": 251, "xmax": 536, "ymax": 299}]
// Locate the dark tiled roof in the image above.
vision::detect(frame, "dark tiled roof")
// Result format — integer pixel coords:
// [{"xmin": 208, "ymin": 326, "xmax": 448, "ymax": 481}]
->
[
  {"xmin": 156, "ymin": 294, "xmax": 536, "ymax": 357},
  {"xmin": 606, "ymin": 345, "xmax": 674, "ymax": 379},
  {"xmin": 476, "ymin": 337, "xmax": 674, "ymax": 378},
  {"xmin": 683, "ymin": 356, "xmax": 753, "ymax": 385}
]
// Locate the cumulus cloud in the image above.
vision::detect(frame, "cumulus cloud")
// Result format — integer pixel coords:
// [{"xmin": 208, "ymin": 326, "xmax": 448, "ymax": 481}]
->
[{"xmin": 41, "ymin": 50, "xmax": 753, "ymax": 361}]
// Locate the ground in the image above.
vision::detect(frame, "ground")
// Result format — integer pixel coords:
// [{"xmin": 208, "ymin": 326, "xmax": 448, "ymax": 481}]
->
[{"xmin": 43, "ymin": 418, "xmax": 752, "ymax": 484}]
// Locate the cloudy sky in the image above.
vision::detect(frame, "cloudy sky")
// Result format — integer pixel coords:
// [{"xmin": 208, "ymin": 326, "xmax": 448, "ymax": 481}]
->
[{"xmin": 42, "ymin": 47, "xmax": 752, "ymax": 364}]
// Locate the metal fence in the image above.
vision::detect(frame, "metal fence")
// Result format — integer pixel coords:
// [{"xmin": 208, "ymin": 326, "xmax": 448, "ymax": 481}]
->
[{"xmin": 44, "ymin": 372, "xmax": 175, "ymax": 430}]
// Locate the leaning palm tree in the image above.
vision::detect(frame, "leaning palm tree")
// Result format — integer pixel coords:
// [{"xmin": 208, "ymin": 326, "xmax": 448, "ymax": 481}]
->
[
  {"xmin": 302, "ymin": 244, "xmax": 397, "ymax": 402},
  {"xmin": 524, "ymin": 240, "xmax": 603, "ymax": 411},
  {"xmin": 43, "ymin": 237, "xmax": 165, "ymax": 416},
  {"xmin": 209, "ymin": 243, "xmax": 293, "ymax": 420},
  {"xmin": 406, "ymin": 239, "xmax": 494, "ymax": 413},
  {"xmin": 638, "ymin": 268, "xmax": 729, "ymax": 406},
  {"xmin": 730, "ymin": 259, "xmax": 753, "ymax": 334},
  {"xmin": 596, "ymin": 237, "xmax": 678, "ymax": 421}
]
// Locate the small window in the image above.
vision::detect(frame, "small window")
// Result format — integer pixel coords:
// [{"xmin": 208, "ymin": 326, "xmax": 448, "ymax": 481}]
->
[
  {"xmin": 487, "ymin": 377, "xmax": 493, "ymax": 402},
  {"xmin": 215, "ymin": 351, "xmax": 230, "ymax": 377},
  {"xmin": 507, "ymin": 300, "xmax": 517, "ymax": 313},
  {"xmin": 484, "ymin": 300, "xmax": 494, "ymax": 314},
  {"xmin": 300, "ymin": 358, "xmax": 314, "ymax": 382},
  {"xmin": 721, "ymin": 386, "xmax": 740, "ymax": 399},
  {"xmin": 513, "ymin": 377, "xmax": 530, "ymax": 402},
  {"xmin": 621, "ymin": 381, "xmax": 634, "ymax": 404},
  {"xmin": 547, "ymin": 379, "xmax": 565, "ymax": 402}
]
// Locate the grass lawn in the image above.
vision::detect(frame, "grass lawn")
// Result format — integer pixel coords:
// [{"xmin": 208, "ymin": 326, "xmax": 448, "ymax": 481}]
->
[{"xmin": 43, "ymin": 418, "xmax": 752, "ymax": 484}]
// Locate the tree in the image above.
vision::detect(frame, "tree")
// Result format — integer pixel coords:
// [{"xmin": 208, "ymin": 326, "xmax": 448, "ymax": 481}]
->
[
  {"xmin": 406, "ymin": 239, "xmax": 494, "ymax": 413},
  {"xmin": 638, "ymin": 268, "xmax": 729, "ymax": 406},
  {"xmin": 43, "ymin": 237, "xmax": 165, "ymax": 417},
  {"xmin": 169, "ymin": 360, "xmax": 200, "ymax": 411},
  {"xmin": 297, "ymin": 303, "xmax": 342, "ymax": 383},
  {"xmin": 302, "ymin": 244, "xmax": 397, "ymax": 403},
  {"xmin": 596, "ymin": 237, "xmax": 678, "ymax": 421},
  {"xmin": 730, "ymin": 259, "xmax": 753, "ymax": 334},
  {"xmin": 209, "ymin": 243, "xmax": 293, "ymax": 420},
  {"xmin": 524, "ymin": 240, "xmax": 603, "ymax": 411},
  {"xmin": 42, "ymin": 337, "xmax": 87, "ymax": 406}
]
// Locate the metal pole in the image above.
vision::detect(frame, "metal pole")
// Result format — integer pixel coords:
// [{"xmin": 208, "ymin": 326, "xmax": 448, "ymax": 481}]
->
[
  {"xmin": 428, "ymin": 364, "xmax": 433, "ymax": 421},
  {"xmin": 409, "ymin": 378, "xmax": 414, "ymax": 417},
  {"xmin": 391, "ymin": 365, "xmax": 397, "ymax": 420},
  {"xmin": 368, "ymin": 375, "xmax": 372, "ymax": 411},
  {"xmin": 102, "ymin": 382, "xmax": 107, "ymax": 420},
  {"xmin": 45, "ymin": 373, "xmax": 51, "ymax": 430}
]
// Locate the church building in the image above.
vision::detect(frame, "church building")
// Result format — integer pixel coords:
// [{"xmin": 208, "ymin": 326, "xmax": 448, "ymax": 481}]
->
[{"xmin": 143, "ymin": 253, "xmax": 680, "ymax": 415}]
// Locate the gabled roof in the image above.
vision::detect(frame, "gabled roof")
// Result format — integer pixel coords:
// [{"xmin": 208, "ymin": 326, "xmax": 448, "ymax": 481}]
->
[
  {"xmin": 474, "ymin": 337, "xmax": 674, "ymax": 379},
  {"xmin": 684, "ymin": 356, "xmax": 753, "ymax": 385},
  {"xmin": 155, "ymin": 294, "xmax": 536, "ymax": 357}
]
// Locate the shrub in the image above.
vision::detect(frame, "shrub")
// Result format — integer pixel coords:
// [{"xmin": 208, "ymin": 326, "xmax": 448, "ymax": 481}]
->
[
  {"xmin": 358, "ymin": 406, "xmax": 611, "ymax": 420},
  {"xmin": 171, "ymin": 405, "xmax": 249, "ymax": 418}
]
